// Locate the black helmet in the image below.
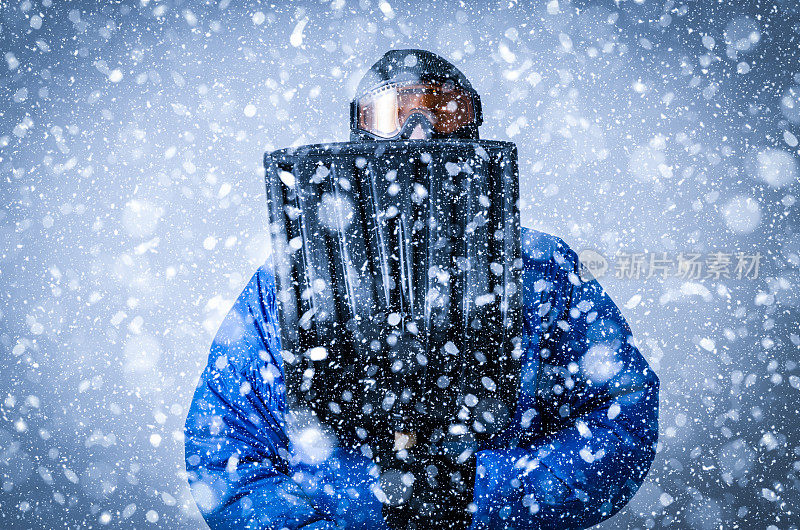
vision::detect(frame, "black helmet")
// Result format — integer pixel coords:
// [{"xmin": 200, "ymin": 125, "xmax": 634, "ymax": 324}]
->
[{"xmin": 350, "ymin": 49, "xmax": 483, "ymax": 141}]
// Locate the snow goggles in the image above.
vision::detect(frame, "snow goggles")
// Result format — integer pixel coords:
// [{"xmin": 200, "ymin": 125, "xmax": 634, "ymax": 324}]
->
[{"xmin": 354, "ymin": 81, "xmax": 480, "ymax": 138}]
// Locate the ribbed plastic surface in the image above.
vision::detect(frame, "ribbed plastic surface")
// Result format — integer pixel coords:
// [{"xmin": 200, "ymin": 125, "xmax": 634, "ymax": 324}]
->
[{"xmin": 265, "ymin": 139, "xmax": 522, "ymax": 447}]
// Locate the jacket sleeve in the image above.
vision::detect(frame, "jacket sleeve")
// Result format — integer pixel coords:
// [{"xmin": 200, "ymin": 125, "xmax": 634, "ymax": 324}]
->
[
  {"xmin": 184, "ymin": 264, "xmax": 385, "ymax": 529},
  {"xmin": 472, "ymin": 235, "xmax": 659, "ymax": 529}
]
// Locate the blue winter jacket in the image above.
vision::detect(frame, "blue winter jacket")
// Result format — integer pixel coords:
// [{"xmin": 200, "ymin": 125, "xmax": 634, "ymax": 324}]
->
[{"xmin": 185, "ymin": 228, "xmax": 659, "ymax": 529}]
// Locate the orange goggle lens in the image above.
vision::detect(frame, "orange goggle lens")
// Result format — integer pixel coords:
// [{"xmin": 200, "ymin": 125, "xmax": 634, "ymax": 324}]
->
[{"xmin": 357, "ymin": 82, "xmax": 476, "ymax": 138}]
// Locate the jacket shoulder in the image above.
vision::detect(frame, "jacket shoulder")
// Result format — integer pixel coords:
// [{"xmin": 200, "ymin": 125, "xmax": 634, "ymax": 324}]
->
[
  {"xmin": 208, "ymin": 261, "xmax": 280, "ymax": 372},
  {"xmin": 520, "ymin": 227, "xmax": 577, "ymax": 269}
]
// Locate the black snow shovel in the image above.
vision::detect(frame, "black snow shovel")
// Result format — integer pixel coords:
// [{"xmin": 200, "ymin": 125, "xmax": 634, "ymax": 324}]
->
[{"xmin": 265, "ymin": 139, "xmax": 522, "ymax": 527}]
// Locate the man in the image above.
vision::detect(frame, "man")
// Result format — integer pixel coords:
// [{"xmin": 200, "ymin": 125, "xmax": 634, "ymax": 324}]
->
[{"xmin": 185, "ymin": 49, "xmax": 659, "ymax": 529}]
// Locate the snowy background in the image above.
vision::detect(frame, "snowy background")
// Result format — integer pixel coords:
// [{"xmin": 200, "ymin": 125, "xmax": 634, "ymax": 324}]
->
[{"xmin": 1, "ymin": 0, "xmax": 799, "ymax": 528}]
